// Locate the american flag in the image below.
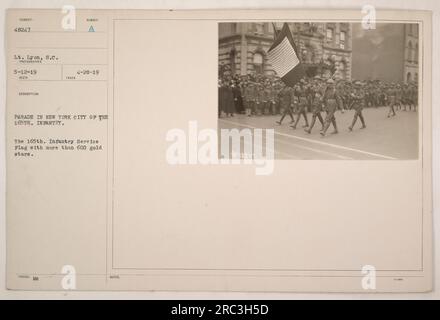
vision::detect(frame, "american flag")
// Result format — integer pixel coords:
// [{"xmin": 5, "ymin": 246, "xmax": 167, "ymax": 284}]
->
[{"xmin": 267, "ymin": 23, "xmax": 304, "ymax": 87}]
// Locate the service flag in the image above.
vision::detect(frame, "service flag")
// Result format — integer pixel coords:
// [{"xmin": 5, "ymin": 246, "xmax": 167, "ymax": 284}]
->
[{"xmin": 267, "ymin": 23, "xmax": 305, "ymax": 87}]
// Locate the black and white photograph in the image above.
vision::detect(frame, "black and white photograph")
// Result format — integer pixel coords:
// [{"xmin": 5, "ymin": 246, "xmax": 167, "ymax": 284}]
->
[{"xmin": 218, "ymin": 22, "xmax": 420, "ymax": 160}]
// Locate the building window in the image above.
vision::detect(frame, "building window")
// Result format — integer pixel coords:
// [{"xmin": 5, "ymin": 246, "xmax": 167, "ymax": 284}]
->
[
  {"xmin": 407, "ymin": 72, "xmax": 412, "ymax": 83},
  {"xmin": 414, "ymin": 43, "xmax": 419, "ymax": 62},
  {"xmin": 269, "ymin": 23, "xmax": 274, "ymax": 34},
  {"xmin": 407, "ymin": 41, "xmax": 413, "ymax": 62},
  {"xmin": 231, "ymin": 23, "xmax": 237, "ymax": 34},
  {"xmin": 254, "ymin": 23, "xmax": 264, "ymax": 34},
  {"xmin": 230, "ymin": 49, "xmax": 236, "ymax": 75},
  {"xmin": 303, "ymin": 45, "xmax": 316, "ymax": 64},
  {"xmin": 339, "ymin": 60, "xmax": 347, "ymax": 79},
  {"xmin": 340, "ymin": 31, "xmax": 346, "ymax": 49},
  {"xmin": 253, "ymin": 52, "xmax": 264, "ymax": 74},
  {"xmin": 326, "ymin": 28, "xmax": 333, "ymax": 41}
]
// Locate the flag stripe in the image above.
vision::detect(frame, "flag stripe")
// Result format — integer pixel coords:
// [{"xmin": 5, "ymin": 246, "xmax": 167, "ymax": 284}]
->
[{"xmin": 268, "ymin": 37, "xmax": 300, "ymax": 78}]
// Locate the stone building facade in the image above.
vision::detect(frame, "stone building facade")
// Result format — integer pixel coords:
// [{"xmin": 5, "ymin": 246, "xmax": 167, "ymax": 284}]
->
[
  {"xmin": 403, "ymin": 24, "xmax": 419, "ymax": 84},
  {"xmin": 219, "ymin": 22, "xmax": 352, "ymax": 80}
]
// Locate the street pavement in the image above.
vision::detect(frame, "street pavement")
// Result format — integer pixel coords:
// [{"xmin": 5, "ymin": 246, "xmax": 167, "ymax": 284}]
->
[{"xmin": 218, "ymin": 106, "xmax": 418, "ymax": 160}]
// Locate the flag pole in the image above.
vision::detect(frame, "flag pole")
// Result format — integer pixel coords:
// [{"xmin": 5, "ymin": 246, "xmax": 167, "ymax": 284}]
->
[{"xmin": 272, "ymin": 22, "xmax": 279, "ymax": 39}]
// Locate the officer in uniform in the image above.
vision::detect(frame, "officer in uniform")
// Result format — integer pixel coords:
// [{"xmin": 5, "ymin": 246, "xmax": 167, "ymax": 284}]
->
[
  {"xmin": 348, "ymin": 81, "xmax": 367, "ymax": 131},
  {"xmin": 291, "ymin": 79, "xmax": 310, "ymax": 130},
  {"xmin": 305, "ymin": 86, "xmax": 324, "ymax": 134},
  {"xmin": 320, "ymin": 78, "xmax": 341, "ymax": 137},
  {"xmin": 276, "ymin": 84, "xmax": 295, "ymax": 125},
  {"xmin": 305, "ymin": 80, "xmax": 314, "ymax": 112}
]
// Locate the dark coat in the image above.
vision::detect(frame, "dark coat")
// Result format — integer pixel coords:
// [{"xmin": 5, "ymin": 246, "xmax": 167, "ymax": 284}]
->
[
  {"xmin": 220, "ymin": 85, "xmax": 235, "ymax": 114},
  {"xmin": 232, "ymin": 86, "xmax": 244, "ymax": 113}
]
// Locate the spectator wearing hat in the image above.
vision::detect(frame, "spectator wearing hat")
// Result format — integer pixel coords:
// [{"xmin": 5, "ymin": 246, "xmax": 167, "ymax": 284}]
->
[
  {"xmin": 218, "ymin": 79, "xmax": 223, "ymax": 117},
  {"xmin": 410, "ymin": 83, "xmax": 418, "ymax": 112},
  {"xmin": 255, "ymin": 83, "xmax": 265, "ymax": 116},
  {"xmin": 243, "ymin": 82, "xmax": 256, "ymax": 116},
  {"xmin": 268, "ymin": 83, "xmax": 279, "ymax": 115},
  {"xmin": 232, "ymin": 81, "xmax": 244, "ymax": 114},
  {"xmin": 262, "ymin": 83, "xmax": 271, "ymax": 115},
  {"xmin": 221, "ymin": 81, "xmax": 235, "ymax": 117},
  {"xmin": 395, "ymin": 84, "xmax": 403, "ymax": 111}
]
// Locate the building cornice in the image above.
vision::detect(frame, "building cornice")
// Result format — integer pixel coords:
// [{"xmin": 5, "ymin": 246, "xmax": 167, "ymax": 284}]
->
[
  {"xmin": 245, "ymin": 33, "xmax": 274, "ymax": 42},
  {"xmin": 219, "ymin": 34, "xmax": 242, "ymax": 44},
  {"xmin": 322, "ymin": 45, "xmax": 352, "ymax": 53}
]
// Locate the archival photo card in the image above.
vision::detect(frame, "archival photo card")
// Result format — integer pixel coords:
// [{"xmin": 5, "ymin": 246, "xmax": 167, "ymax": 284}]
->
[{"xmin": 5, "ymin": 9, "xmax": 432, "ymax": 293}]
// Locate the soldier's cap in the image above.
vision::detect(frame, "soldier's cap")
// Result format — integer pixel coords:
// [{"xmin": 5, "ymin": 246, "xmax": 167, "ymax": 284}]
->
[{"xmin": 327, "ymin": 79, "xmax": 335, "ymax": 84}]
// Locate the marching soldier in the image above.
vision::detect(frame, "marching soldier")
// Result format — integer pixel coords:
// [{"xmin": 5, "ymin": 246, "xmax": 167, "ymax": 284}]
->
[
  {"xmin": 387, "ymin": 84, "xmax": 397, "ymax": 118},
  {"xmin": 320, "ymin": 78, "xmax": 342, "ymax": 137},
  {"xmin": 348, "ymin": 81, "xmax": 367, "ymax": 131},
  {"xmin": 305, "ymin": 80, "xmax": 314, "ymax": 112},
  {"xmin": 335, "ymin": 80, "xmax": 346, "ymax": 114},
  {"xmin": 276, "ymin": 84, "xmax": 295, "ymax": 125},
  {"xmin": 291, "ymin": 79, "xmax": 310, "ymax": 130},
  {"xmin": 335, "ymin": 80, "xmax": 347, "ymax": 113},
  {"xmin": 305, "ymin": 86, "xmax": 324, "ymax": 134}
]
